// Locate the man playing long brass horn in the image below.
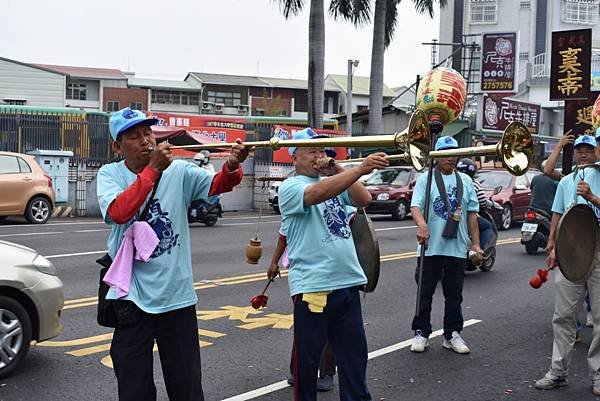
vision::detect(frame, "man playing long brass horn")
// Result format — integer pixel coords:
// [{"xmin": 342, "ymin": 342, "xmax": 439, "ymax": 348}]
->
[
  {"xmin": 409, "ymin": 136, "xmax": 482, "ymax": 354},
  {"xmin": 535, "ymin": 134, "xmax": 600, "ymax": 395},
  {"xmin": 277, "ymin": 127, "xmax": 388, "ymax": 401}
]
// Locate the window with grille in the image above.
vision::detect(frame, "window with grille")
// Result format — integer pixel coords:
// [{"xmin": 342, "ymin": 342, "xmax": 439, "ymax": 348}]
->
[
  {"xmin": 129, "ymin": 102, "xmax": 143, "ymax": 111},
  {"xmin": 519, "ymin": 52, "xmax": 529, "ymax": 61},
  {"xmin": 206, "ymin": 91, "xmax": 242, "ymax": 107},
  {"xmin": 562, "ymin": 0, "xmax": 600, "ymax": 24},
  {"xmin": 470, "ymin": 0, "xmax": 498, "ymax": 24},
  {"xmin": 106, "ymin": 101, "xmax": 120, "ymax": 112},
  {"xmin": 151, "ymin": 90, "xmax": 200, "ymax": 105},
  {"xmin": 66, "ymin": 83, "xmax": 87, "ymax": 100},
  {"xmin": 3, "ymin": 99, "xmax": 26, "ymax": 105},
  {"xmin": 520, "ymin": 0, "xmax": 531, "ymax": 8}
]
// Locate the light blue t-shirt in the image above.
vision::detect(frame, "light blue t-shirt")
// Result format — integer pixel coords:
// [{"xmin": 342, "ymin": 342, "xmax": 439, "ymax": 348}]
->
[
  {"xmin": 97, "ymin": 160, "xmax": 215, "ymax": 313},
  {"xmin": 410, "ymin": 169, "xmax": 479, "ymax": 259},
  {"xmin": 279, "ymin": 175, "xmax": 367, "ymax": 296},
  {"xmin": 552, "ymin": 167, "xmax": 600, "ymax": 221}
]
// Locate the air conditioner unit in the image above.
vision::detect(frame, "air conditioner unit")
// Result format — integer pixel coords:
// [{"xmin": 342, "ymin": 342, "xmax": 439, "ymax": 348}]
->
[
  {"xmin": 214, "ymin": 103, "xmax": 224, "ymax": 114},
  {"xmin": 237, "ymin": 104, "xmax": 249, "ymax": 114},
  {"xmin": 201, "ymin": 101, "xmax": 214, "ymax": 112}
]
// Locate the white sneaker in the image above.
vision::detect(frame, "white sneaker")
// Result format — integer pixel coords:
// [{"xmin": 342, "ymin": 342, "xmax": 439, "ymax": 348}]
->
[
  {"xmin": 587, "ymin": 311, "xmax": 593, "ymax": 328},
  {"xmin": 410, "ymin": 333, "xmax": 428, "ymax": 353},
  {"xmin": 442, "ymin": 331, "xmax": 470, "ymax": 354}
]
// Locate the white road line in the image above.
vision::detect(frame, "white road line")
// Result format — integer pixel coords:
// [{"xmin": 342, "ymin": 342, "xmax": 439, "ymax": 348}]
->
[
  {"xmin": 0, "ymin": 231, "xmax": 64, "ymax": 237},
  {"xmin": 46, "ymin": 250, "xmax": 107, "ymax": 259},
  {"xmin": 74, "ymin": 229, "xmax": 110, "ymax": 233},
  {"xmin": 222, "ymin": 319, "xmax": 482, "ymax": 401}
]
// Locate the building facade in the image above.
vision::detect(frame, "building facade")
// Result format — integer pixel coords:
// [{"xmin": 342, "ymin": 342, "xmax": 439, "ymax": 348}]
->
[{"xmin": 438, "ymin": 0, "xmax": 600, "ymax": 138}]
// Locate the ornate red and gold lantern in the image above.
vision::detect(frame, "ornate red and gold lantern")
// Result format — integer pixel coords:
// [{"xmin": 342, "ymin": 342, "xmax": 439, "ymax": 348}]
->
[{"xmin": 416, "ymin": 67, "xmax": 467, "ymax": 125}]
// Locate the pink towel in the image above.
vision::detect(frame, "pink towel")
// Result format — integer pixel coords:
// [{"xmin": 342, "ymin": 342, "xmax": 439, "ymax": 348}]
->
[
  {"xmin": 103, "ymin": 221, "xmax": 159, "ymax": 299},
  {"xmin": 279, "ymin": 247, "xmax": 289, "ymax": 269}
]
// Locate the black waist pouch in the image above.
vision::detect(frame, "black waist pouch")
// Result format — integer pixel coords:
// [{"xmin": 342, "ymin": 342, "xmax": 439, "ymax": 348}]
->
[
  {"xmin": 434, "ymin": 168, "xmax": 463, "ymax": 239},
  {"xmin": 442, "ymin": 218, "xmax": 460, "ymax": 238},
  {"xmin": 96, "ymin": 253, "xmax": 117, "ymax": 328}
]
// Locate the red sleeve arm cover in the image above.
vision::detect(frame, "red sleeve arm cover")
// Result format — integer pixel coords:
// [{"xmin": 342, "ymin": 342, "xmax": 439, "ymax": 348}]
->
[
  {"xmin": 107, "ymin": 167, "xmax": 160, "ymax": 224},
  {"xmin": 208, "ymin": 162, "xmax": 244, "ymax": 196}
]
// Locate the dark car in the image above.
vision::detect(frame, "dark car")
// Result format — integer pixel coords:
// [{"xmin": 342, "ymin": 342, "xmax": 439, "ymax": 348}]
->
[
  {"xmin": 365, "ymin": 167, "xmax": 422, "ymax": 220},
  {"xmin": 475, "ymin": 168, "xmax": 541, "ymax": 230}
]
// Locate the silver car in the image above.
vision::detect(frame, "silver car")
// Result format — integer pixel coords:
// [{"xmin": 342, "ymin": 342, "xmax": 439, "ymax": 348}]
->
[{"xmin": 0, "ymin": 241, "xmax": 64, "ymax": 378}]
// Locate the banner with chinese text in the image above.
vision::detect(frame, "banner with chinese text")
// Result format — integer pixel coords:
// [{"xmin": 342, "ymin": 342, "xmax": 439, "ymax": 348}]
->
[
  {"xmin": 550, "ymin": 29, "xmax": 591, "ymax": 100},
  {"xmin": 481, "ymin": 94, "xmax": 540, "ymax": 134},
  {"xmin": 480, "ymin": 32, "xmax": 518, "ymax": 93}
]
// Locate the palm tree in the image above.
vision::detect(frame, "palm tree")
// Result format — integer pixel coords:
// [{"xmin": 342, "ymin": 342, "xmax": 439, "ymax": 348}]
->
[
  {"xmin": 275, "ymin": 1, "xmax": 370, "ymax": 128},
  {"xmin": 367, "ymin": 0, "xmax": 447, "ymax": 135}
]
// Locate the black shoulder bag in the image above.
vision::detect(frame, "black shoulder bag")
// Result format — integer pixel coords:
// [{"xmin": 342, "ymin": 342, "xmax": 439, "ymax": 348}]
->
[
  {"xmin": 95, "ymin": 175, "xmax": 161, "ymax": 328},
  {"xmin": 434, "ymin": 167, "xmax": 463, "ymax": 239}
]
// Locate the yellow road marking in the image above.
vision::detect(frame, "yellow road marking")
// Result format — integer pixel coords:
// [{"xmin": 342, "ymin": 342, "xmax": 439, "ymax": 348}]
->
[
  {"xmin": 38, "ymin": 333, "xmax": 113, "ymax": 347},
  {"xmin": 197, "ymin": 306, "xmax": 263, "ymax": 321},
  {"xmin": 63, "ymin": 238, "xmax": 522, "ymax": 309},
  {"xmin": 237, "ymin": 313, "xmax": 294, "ymax": 330}
]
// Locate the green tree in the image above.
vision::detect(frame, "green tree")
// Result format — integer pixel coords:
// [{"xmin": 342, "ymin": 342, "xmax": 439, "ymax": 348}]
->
[
  {"xmin": 367, "ymin": 0, "xmax": 446, "ymax": 135},
  {"xmin": 275, "ymin": 1, "xmax": 370, "ymax": 128}
]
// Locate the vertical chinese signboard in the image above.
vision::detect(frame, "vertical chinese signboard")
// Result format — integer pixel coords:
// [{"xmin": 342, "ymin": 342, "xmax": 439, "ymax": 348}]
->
[
  {"xmin": 564, "ymin": 92, "xmax": 600, "ymax": 137},
  {"xmin": 480, "ymin": 32, "xmax": 519, "ymax": 93},
  {"xmin": 550, "ymin": 29, "xmax": 591, "ymax": 100}
]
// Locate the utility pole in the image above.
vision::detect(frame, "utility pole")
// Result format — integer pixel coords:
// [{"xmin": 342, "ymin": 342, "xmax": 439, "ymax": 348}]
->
[{"xmin": 346, "ymin": 59, "xmax": 359, "ymax": 136}]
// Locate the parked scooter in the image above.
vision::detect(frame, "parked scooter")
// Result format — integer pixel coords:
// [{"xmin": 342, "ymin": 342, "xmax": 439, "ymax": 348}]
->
[
  {"xmin": 467, "ymin": 186, "xmax": 503, "ymax": 272},
  {"xmin": 188, "ymin": 199, "xmax": 222, "ymax": 226},
  {"xmin": 520, "ymin": 207, "xmax": 551, "ymax": 255}
]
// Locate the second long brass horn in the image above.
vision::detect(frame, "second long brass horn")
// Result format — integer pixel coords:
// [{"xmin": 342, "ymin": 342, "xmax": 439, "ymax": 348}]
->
[
  {"xmin": 428, "ymin": 121, "xmax": 533, "ymax": 176},
  {"xmin": 170, "ymin": 109, "xmax": 431, "ymax": 170}
]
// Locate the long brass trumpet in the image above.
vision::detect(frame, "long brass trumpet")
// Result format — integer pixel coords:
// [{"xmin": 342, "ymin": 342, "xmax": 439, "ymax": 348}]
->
[
  {"xmin": 429, "ymin": 121, "xmax": 533, "ymax": 176},
  {"xmin": 171, "ymin": 109, "xmax": 432, "ymax": 171}
]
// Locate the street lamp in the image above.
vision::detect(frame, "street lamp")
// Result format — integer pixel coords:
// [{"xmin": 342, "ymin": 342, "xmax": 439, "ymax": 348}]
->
[{"xmin": 347, "ymin": 59, "xmax": 359, "ymax": 137}]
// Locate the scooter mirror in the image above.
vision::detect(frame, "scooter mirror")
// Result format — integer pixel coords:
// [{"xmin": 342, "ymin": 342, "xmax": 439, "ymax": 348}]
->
[{"xmin": 493, "ymin": 186, "xmax": 502, "ymax": 195}]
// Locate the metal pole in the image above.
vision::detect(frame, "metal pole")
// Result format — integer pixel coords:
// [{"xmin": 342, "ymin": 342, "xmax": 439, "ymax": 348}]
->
[
  {"xmin": 347, "ymin": 59, "xmax": 353, "ymax": 136},
  {"xmin": 415, "ymin": 120, "xmax": 443, "ymax": 317}
]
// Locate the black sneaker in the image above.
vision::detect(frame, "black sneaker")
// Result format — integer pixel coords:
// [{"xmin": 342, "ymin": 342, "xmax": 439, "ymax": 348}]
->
[
  {"xmin": 287, "ymin": 374, "xmax": 294, "ymax": 386},
  {"xmin": 317, "ymin": 375, "xmax": 334, "ymax": 392}
]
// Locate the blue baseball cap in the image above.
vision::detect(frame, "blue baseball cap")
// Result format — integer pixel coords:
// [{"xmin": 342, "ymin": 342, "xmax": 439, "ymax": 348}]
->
[
  {"xmin": 109, "ymin": 107, "xmax": 159, "ymax": 141},
  {"xmin": 574, "ymin": 135, "xmax": 597, "ymax": 148},
  {"xmin": 434, "ymin": 136, "xmax": 459, "ymax": 151},
  {"xmin": 287, "ymin": 128, "xmax": 336, "ymax": 157}
]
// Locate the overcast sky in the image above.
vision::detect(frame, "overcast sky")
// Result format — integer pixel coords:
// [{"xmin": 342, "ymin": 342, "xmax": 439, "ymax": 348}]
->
[{"xmin": 4, "ymin": 0, "xmax": 440, "ymax": 88}]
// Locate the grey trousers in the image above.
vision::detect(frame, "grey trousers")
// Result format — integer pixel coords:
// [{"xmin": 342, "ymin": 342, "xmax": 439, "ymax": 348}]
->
[{"xmin": 548, "ymin": 261, "xmax": 600, "ymax": 381}]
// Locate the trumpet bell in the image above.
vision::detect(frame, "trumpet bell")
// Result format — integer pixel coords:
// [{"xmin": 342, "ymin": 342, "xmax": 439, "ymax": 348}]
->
[
  {"xmin": 555, "ymin": 204, "xmax": 600, "ymax": 283},
  {"xmin": 404, "ymin": 109, "xmax": 431, "ymax": 171},
  {"xmin": 501, "ymin": 122, "xmax": 534, "ymax": 176}
]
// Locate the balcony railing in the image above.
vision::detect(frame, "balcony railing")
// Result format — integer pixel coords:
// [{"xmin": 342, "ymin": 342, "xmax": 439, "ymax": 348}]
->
[{"xmin": 532, "ymin": 53, "xmax": 550, "ymax": 79}]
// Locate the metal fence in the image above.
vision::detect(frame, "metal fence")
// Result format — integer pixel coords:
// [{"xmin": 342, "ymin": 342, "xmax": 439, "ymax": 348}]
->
[{"xmin": 0, "ymin": 110, "xmax": 112, "ymax": 166}]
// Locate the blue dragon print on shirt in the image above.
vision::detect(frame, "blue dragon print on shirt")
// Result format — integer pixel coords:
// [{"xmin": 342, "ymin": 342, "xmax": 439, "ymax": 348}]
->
[
  {"xmin": 322, "ymin": 197, "xmax": 351, "ymax": 241},
  {"xmin": 146, "ymin": 200, "xmax": 179, "ymax": 257},
  {"xmin": 433, "ymin": 186, "xmax": 458, "ymax": 220}
]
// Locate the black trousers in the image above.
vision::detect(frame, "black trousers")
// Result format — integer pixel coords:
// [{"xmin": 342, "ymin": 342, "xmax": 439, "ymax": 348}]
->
[
  {"xmin": 412, "ymin": 256, "xmax": 466, "ymax": 340},
  {"xmin": 292, "ymin": 287, "xmax": 371, "ymax": 401},
  {"xmin": 110, "ymin": 302, "xmax": 204, "ymax": 401}
]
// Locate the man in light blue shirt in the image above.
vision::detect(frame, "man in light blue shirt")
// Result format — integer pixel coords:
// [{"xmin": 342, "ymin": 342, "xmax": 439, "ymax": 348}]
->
[
  {"xmin": 279, "ymin": 128, "xmax": 388, "ymax": 401},
  {"xmin": 409, "ymin": 136, "xmax": 481, "ymax": 354},
  {"xmin": 535, "ymin": 135, "xmax": 600, "ymax": 395},
  {"xmin": 97, "ymin": 107, "xmax": 249, "ymax": 401}
]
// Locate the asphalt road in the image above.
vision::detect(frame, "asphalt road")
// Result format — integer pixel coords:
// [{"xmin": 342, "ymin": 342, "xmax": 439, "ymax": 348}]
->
[{"xmin": 0, "ymin": 211, "xmax": 597, "ymax": 401}]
